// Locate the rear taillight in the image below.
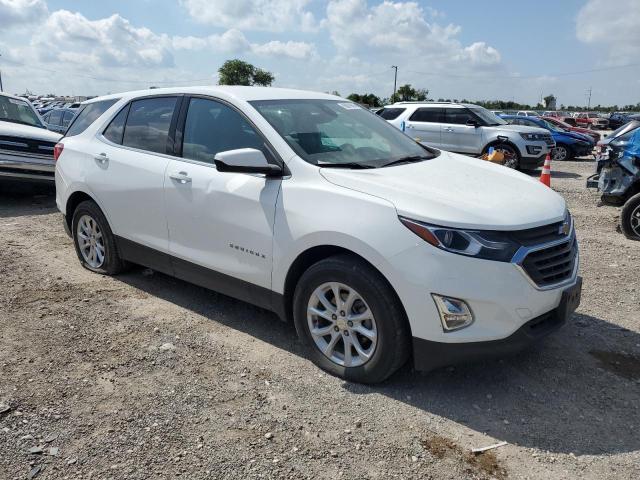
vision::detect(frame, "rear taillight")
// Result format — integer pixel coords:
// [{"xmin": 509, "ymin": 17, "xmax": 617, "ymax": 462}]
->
[{"xmin": 53, "ymin": 143, "xmax": 64, "ymax": 161}]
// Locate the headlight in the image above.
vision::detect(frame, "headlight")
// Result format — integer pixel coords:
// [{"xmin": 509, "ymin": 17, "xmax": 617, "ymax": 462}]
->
[
  {"xmin": 399, "ymin": 217, "xmax": 520, "ymax": 262},
  {"xmin": 520, "ymin": 132, "xmax": 546, "ymax": 141}
]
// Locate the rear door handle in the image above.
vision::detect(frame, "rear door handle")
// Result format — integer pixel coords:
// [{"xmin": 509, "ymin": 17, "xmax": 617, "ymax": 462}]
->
[
  {"xmin": 169, "ymin": 171, "xmax": 192, "ymax": 184},
  {"xmin": 94, "ymin": 153, "xmax": 109, "ymax": 164}
]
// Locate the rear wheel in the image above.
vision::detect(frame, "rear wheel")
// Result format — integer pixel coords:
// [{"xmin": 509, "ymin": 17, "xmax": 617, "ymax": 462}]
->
[
  {"xmin": 71, "ymin": 200, "xmax": 128, "ymax": 274},
  {"xmin": 620, "ymin": 193, "xmax": 640, "ymax": 241},
  {"xmin": 293, "ymin": 254, "xmax": 410, "ymax": 383}
]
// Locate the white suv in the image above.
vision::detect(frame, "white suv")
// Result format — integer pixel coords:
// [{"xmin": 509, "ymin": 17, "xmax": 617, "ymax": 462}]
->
[
  {"xmin": 55, "ymin": 87, "xmax": 581, "ymax": 383},
  {"xmin": 379, "ymin": 102, "xmax": 554, "ymax": 169}
]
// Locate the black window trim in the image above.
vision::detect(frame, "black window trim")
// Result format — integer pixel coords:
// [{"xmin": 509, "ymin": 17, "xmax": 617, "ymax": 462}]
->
[{"xmin": 174, "ymin": 94, "xmax": 287, "ymax": 173}]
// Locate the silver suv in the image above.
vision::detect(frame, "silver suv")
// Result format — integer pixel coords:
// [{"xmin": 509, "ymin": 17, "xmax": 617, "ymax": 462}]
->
[{"xmin": 378, "ymin": 102, "xmax": 554, "ymax": 169}]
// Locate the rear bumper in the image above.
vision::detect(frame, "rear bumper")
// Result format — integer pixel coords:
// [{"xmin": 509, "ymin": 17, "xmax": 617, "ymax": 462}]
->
[{"xmin": 412, "ymin": 277, "xmax": 582, "ymax": 371}]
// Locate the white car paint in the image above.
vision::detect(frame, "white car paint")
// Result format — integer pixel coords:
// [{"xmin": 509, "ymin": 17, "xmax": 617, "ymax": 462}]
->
[{"xmin": 55, "ymin": 86, "xmax": 580, "ymax": 375}]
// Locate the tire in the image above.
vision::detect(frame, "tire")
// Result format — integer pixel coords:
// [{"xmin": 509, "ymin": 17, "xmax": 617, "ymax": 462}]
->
[
  {"xmin": 293, "ymin": 254, "xmax": 411, "ymax": 383},
  {"xmin": 483, "ymin": 143, "xmax": 520, "ymax": 170},
  {"xmin": 620, "ymin": 193, "xmax": 640, "ymax": 241},
  {"xmin": 71, "ymin": 200, "xmax": 129, "ymax": 274},
  {"xmin": 552, "ymin": 144, "xmax": 573, "ymax": 161}
]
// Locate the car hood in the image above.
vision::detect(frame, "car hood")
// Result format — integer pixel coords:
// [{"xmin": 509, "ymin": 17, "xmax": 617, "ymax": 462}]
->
[
  {"xmin": 319, "ymin": 151, "xmax": 566, "ymax": 230},
  {"xmin": 0, "ymin": 120, "xmax": 62, "ymax": 142}
]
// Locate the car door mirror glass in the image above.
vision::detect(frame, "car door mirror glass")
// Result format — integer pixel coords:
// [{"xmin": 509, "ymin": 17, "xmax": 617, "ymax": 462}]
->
[{"xmin": 214, "ymin": 148, "xmax": 282, "ymax": 177}]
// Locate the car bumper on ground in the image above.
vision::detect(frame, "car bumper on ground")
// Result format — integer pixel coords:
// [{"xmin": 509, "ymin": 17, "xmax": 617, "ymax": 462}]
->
[{"xmin": 412, "ymin": 277, "xmax": 582, "ymax": 371}]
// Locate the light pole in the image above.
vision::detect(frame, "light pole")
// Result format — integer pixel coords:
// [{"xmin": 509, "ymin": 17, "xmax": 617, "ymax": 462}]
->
[{"xmin": 391, "ymin": 65, "xmax": 398, "ymax": 101}]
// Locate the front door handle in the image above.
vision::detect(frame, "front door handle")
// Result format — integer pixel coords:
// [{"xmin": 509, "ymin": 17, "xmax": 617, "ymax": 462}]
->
[
  {"xmin": 443, "ymin": 127, "xmax": 454, "ymax": 132},
  {"xmin": 94, "ymin": 153, "xmax": 109, "ymax": 164},
  {"xmin": 169, "ymin": 171, "xmax": 192, "ymax": 184}
]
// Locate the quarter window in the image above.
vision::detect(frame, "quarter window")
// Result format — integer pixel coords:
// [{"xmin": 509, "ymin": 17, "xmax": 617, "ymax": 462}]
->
[
  {"xmin": 182, "ymin": 97, "xmax": 265, "ymax": 164},
  {"xmin": 66, "ymin": 99, "xmax": 119, "ymax": 137},
  {"xmin": 103, "ymin": 105, "xmax": 130, "ymax": 145},
  {"xmin": 122, "ymin": 97, "xmax": 178, "ymax": 154},
  {"xmin": 377, "ymin": 108, "xmax": 406, "ymax": 120},
  {"xmin": 409, "ymin": 108, "xmax": 444, "ymax": 123}
]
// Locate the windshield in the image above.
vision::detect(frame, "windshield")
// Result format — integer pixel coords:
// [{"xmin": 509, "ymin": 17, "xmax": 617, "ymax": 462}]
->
[
  {"xmin": 469, "ymin": 107, "xmax": 506, "ymax": 126},
  {"xmin": 0, "ymin": 96, "xmax": 44, "ymax": 129},
  {"xmin": 250, "ymin": 99, "xmax": 438, "ymax": 168}
]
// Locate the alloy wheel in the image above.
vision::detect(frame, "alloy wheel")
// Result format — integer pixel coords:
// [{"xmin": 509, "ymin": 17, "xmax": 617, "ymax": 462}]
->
[
  {"xmin": 631, "ymin": 205, "xmax": 640, "ymax": 237},
  {"xmin": 76, "ymin": 214, "xmax": 105, "ymax": 269},
  {"xmin": 553, "ymin": 146, "xmax": 568, "ymax": 161},
  {"xmin": 307, "ymin": 282, "xmax": 378, "ymax": 367}
]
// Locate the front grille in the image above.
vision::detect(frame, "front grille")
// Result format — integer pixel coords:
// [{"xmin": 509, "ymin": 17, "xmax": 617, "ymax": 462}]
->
[
  {"xmin": 0, "ymin": 135, "xmax": 56, "ymax": 158},
  {"xmin": 521, "ymin": 237, "xmax": 578, "ymax": 288},
  {"xmin": 510, "ymin": 221, "xmax": 565, "ymax": 246}
]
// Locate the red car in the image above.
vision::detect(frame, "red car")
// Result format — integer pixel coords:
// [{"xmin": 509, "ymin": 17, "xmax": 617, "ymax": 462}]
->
[
  {"xmin": 542, "ymin": 116, "xmax": 601, "ymax": 143},
  {"xmin": 574, "ymin": 112, "xmax": 609, "ymax": 130}
]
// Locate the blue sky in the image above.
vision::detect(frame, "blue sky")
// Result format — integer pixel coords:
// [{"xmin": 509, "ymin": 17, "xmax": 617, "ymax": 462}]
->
[{"xmin": 2, "ymin": 0, "xmax": 639, "ymax": 106}]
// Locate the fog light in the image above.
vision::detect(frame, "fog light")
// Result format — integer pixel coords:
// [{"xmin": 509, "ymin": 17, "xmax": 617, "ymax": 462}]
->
[{"xmin": 431, "ymin": 294, "xmax": 474, "ymax": 331}]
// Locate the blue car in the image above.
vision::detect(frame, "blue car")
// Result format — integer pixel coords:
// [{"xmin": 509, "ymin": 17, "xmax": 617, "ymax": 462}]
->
[{"xmin": 501, "ymin": 115, "xmax": 594, "ymax": 161}]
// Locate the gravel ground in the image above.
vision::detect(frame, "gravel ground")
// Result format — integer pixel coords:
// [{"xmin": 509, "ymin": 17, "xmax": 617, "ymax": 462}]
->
[{"xmin": 1, "ymin": 157, "xmax": 639, "ymax": 480}]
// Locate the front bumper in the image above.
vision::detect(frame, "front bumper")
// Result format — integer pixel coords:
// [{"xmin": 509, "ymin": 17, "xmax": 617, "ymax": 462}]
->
[
  {"xmin": 413, "ymin": 277, "xmax": 582, "ymax": 371},
  {"xmin": 0, "ymin": 150, "xmax": 55, "ymax": 182},
  {"xmin": 520, "ymin": 153, "xmax": 547, "ymax": 169}
]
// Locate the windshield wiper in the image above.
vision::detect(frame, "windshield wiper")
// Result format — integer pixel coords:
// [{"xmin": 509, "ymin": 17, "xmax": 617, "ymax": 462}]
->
[
  {"xmin": 381, "ymin": 155, "xmax": 431, "ymax": 168},
  {"xmin": 317, "ymin": 162, "xmax": 376, "ymax": 169}
]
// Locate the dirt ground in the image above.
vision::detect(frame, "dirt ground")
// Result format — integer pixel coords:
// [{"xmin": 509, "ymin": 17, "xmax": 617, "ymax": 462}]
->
[{"xmin": 1, "ymin": 156, "xmax": 639, "ymax": 480}]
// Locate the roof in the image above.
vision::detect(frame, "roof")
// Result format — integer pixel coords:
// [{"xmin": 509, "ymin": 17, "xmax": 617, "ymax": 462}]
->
[
  {"xmin": 391, "ymin": 101, "xmax": 473, "ymax": 108},
  {"xmin": 83, "ymin": 86, "xmax": 342, "ymax": 105}
]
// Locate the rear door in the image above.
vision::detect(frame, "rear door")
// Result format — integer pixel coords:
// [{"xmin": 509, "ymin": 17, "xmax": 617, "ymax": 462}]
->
[
  {"xmin": 404, "ymin": 107, "xmax": 443, "ymax": 148},
  {"xmin": 88, "ymin": 96, "xmax": 180, "ymax": 260},
  {"xmin": 440, "ymin": 108, "xmax": 482, "ymax": 153},
  {"xmin": 163, "ymin": 96, "xmax": 281, "ymax": 295}
]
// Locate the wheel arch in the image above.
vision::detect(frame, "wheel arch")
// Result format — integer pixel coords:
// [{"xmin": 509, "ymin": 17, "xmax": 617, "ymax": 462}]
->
[
  {"xmin": 280, "ymin": 245, "xmax": 411, "ymax": 336},
  {"xmin": 482, "ymin": 138, "xmax": 521, "ymax": 157}
]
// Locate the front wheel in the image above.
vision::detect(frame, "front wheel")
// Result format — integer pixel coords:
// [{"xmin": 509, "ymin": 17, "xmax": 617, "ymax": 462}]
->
[
  {"xmin": 484, "ymin": 143, "xmax": 520, "ymax": 169},
  {"xmin": 620, "ymin": 193, "xmax": 640, "ymax": 241},
  {"xmin": 293, "ymin": 254, "xmax": 410, "ymax": 383},
  {"xmin": 553, "ymin": 144, "xmax": 573, "ymax": 161}
]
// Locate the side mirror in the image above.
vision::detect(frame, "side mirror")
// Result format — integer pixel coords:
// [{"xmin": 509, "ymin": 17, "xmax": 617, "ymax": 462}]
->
[
  {"xmin": 466, "ymin": 119, "xmax": 480, "ymax": 127},
  {"xmin": 214, "ymin": 148, "xmax": 283, "ymax": 177}
]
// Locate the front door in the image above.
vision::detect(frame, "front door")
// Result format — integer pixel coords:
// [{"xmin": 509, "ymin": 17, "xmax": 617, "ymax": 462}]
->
[
  {"xmin": 164, "ymin": 97, "xmax": 281, "ymax": 295},
  {"xmin": 440, "ymin": 108, "xmax": 482, "ymax": 154}
]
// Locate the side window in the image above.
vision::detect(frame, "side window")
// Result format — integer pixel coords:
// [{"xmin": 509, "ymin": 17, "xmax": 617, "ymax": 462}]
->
[
  {"xmin": 409, "ymin": 108, "xmax": 443, "ymax": 123},
  {"xmin": 66, "ymin": 99, "xmax": 119, "ymax": 137},
  {"xmin": 444, "ymin": 108, "xmax": 475, "ymax": 125},
  {"xmin": 182, "ymin": 97, "xmax": 265, "ymax": 164},
  {"xmin": 43, "ymin": 112, "xmax": 51, "ymax": 123},
  {"xmin": 103, "ymin": 104, "xmax": 130, "ymax": 145},
  {"xmin": 122, "ymin": 97, "xmax": 178, "ymax": 154},
  {"xmin": 49, "ymin": 110, "xmax": 62, "ymax": 126}
]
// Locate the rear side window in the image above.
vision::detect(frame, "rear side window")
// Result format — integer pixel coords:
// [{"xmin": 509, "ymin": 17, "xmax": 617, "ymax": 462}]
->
[
  {"xmin": 182, "ymin": 97, "xmax": 264, "ymax": 163},
  {"xmin": 103, "ymin": 104, "xmax": 130, "ymax": 145},
  {"xmin": 122, "ymin": 97, "xmax": 178, "ymax": 154},
  {"xmin": 444, "ymin": 108, "xmax": 475, "ymax": 125},
  {"xmin": 61, "ymin": 111, "xmax": 75, "ymax": 127},
  {"xmin": 377, "ymin": 108, "xmax": 406, "ymax": 120},
  {"xmin": 65, "ymin": 99, "xmax": 119, "ymax": 137},
  {"xmin": 409, "ymin": 108, "xmax": 444, "ymax": 123},
  {"xmin": 49, "ymin": 110, "xmax": 62, "ymax": 126}
]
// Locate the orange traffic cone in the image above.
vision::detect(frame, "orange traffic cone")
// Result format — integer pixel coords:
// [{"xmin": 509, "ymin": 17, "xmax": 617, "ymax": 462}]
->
[{"xmin": 540, "ymin": 152, "xmax": 552, "ymax": 187}]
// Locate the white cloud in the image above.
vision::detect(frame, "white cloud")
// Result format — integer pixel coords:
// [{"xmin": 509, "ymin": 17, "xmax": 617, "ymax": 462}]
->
[
  {"xmin": 173, "ymin": 30, "xmax": 315, "ymax": 59},
  {"xmin": 180, "ymin": 0, "xmax": 317, "ymax": 32},
  {"xmin": 576, "ymin": 0, "xmax": 640, "ymax": 64},
  {"xmin": 35, "ymin": 10, "xmax": 174, "ymax": 68},
  {"xmin": 325, "ymin": 0, "xmax": 501, "ymax": 71},
  {"xmin": 0, "ymin": 0, "xmax": 47, "ymax": 27}
]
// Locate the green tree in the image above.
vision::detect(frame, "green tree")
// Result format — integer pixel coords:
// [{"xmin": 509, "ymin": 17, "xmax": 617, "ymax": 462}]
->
[
  {"xmin": 218, "ymin": 59, "xmax": 274, "ymax": 86},
  {"xmin": 347, "ymin": 93, "xmax": 382, "ymax": 107},
  {"xmin": 390, "ymin": 84, "xmax": 429, "ymax": 103}
]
